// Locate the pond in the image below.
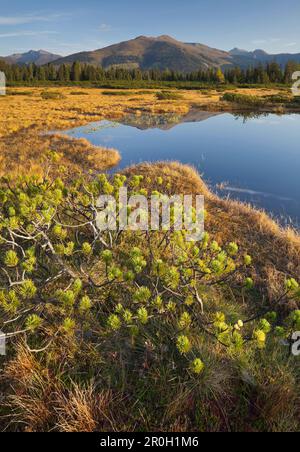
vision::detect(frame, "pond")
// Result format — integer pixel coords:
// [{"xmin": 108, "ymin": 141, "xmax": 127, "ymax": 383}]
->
[{"xmin": 65, "ymin": 110, "xmax": 300, "ymax": 228}]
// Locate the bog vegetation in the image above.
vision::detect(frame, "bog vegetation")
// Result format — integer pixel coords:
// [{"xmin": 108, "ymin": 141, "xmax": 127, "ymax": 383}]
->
[
  {"xmin": 0, "ymin": 157, "xmax": 299, "ymax": 432},
  {"xmin": 222, "ymin": 92, "xmax": 300, "ymax": 108},
  {"xmin": 0, "ymin": 67, "xmax": 300, "ymax": 431}
]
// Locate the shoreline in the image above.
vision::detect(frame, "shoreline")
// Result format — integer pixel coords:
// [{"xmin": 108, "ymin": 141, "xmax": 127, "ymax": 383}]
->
[
  {"xmin": 1, "ymin": 89, "xmax": 300, "ymax": 433},
  {"xmin": 1, "ymin": 86, "xmax": 299, "ymax": 241},
  {"xmin": 1, "ymin": 86, "xmax": 299, "ymax": 137},
  {"xmin": 197, "ymin": 101, "xmax": 300, "ymax": 114}
]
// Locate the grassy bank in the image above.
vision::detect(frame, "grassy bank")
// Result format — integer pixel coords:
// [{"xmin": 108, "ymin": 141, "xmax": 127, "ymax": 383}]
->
[
  {"xmin": 222, "ymin": 92, "xmax": 300, "ymax": 111},
  {"xmin": 0, "ymin": 131, "xmax": 120, "ymax": 179}
]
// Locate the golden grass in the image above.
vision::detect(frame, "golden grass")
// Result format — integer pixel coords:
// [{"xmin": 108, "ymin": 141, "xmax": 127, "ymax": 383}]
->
[
  {"xmin": 0, "ymin": 86, "xmax": 288, "ymax": 177},
  {"xmin": 0, "ymin": 130, "xmax": 120, "ymax": 179},
  {"xmin": 0, "ymin": 87, "xmax": 193, "ymax": 177},
  {"xmin": 0, "ymin": 86, "xmax": 286, "ymax": 137},
  {"xmin": 0, "ymin": 87, "xmax": 193, "ymax": 138}
]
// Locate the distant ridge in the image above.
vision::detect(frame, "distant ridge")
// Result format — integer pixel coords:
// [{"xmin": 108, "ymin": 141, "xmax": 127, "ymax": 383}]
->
[
  {"xmin": 3, "ymin": 50, "xmax": 62, "ymax": 66},
  {"xmin": 229, "ymin": 48, "xmax": 300, "ymax": 66},
  {"xmin": 2, "ymin": 36, "xmax": 300, "ymax": 71},
  {"xmin": 51, "ymin": 35, "xmax": 231, "ymax": 71}
]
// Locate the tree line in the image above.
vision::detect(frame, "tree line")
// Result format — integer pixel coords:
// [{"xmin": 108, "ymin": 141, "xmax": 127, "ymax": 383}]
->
[{"xmin": 0, "ymin": 59, "xmax": 299, "ymax": 85}]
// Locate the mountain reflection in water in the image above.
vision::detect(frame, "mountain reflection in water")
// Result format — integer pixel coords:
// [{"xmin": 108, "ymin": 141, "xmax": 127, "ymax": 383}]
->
[{"xmin": 65, "ymin": 110, "xmax": 300, "ymax": 228}]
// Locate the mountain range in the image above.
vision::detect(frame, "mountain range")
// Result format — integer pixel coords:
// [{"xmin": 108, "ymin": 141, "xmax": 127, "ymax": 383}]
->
[
  {"xmin": 3, "ymin": 50, "xmax": 62, "ymax": 66},
  {"xmin": 2, "ymin": 36, "xmax": 300, "ymax": 71},
  {"xmin": 229, "ymin": 47, "xmax": 300, "ymax": 66}
]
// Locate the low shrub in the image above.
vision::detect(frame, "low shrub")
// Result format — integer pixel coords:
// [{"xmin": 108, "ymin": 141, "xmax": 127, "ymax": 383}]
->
[
  {"xmin": 0, "ymin": 161, "xmax": 299, "ymax": 431},
  {"xmin": 156, "ymin": 91, "xmax": 184, "ymax": 100},
  {"xmin": 69, "ymin": 91, "xmax": 90, "ymax": 96},
  {"xmin": 6, "ymin": 90, "xmax": 34, "ymax": 96},
  {"xmin": 222, "ymin": 92, "xmax": 264, "ymax": 107},
  {"xmin": 135, "ymin": 90, "xmax": 153, "ymax": 95},
  {"xmin": 291, "ymin": 96, "xmax": 300, "ymax": 104},
  {"xmin": 263, "ymin": 94, "xmax": 293, "ymax": 104},
  {"xmin": 41, "ymin": 90, "xmax": 66, "ymax": 100},
  {"xmin": 102, "ymin": 90, "xmax": 132, "ymax": 96}
]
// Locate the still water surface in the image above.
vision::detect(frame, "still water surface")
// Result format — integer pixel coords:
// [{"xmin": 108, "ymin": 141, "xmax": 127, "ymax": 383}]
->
[{"xmin": 65, "ymin": 111, "xmax": 300, "ymax": 227}]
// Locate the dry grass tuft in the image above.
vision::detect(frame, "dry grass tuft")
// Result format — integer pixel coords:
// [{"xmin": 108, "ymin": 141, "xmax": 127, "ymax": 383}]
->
[
  {"xmin": 3, "ymin": 344, "xmax": 120, "ymax": 432},
  {"xmin": 3, "ymin": 344, "xmax": 55, "ymax": 431},
  {"xmin": 55, "ymin": 385, "xmax": 116, "ymax": 433}
]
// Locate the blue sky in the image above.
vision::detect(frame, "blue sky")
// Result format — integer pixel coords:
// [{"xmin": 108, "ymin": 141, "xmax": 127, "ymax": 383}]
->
[{"xmin": 0, "ymin": 0, "xmax": 299, "ymax": 56}]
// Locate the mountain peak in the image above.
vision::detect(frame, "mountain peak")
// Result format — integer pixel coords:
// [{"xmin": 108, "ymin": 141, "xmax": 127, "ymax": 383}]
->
[
  {"xmin": 253, "ymin": 49, "xmax": 269, "ymax": 55},
  {"xmin": 229, "ymin": 47, "xmax": 249, "ymax": 56},
  {"xmin": 157, "ymin": 34, "xmax": 176, "ymax": 40},
  {"xmin": 3, "ymin": 50, "xmax": 62, "ymax": 66},
  {"xmin": 134, "ymin": 34, "xmax": 176, "ymax": 42},
  {"xmin": 29, "ymin": 49, "xmax": 53, "ymax": 55},
  {"xmin": 134, "ymin": 35, "xmax": 149, "ymax": 40}
]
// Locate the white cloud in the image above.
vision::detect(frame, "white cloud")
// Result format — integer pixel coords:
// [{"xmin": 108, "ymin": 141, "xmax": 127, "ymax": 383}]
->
[
  {"xmin": 251, "ymin": 38, "xmax": 299, "ymax": 51},
  {"xmin": 0, "ymin": 13, "xmax": 69, "ymax": 26},
  {"xmin": 0, "ymin": 16, "xmax": 35, "ymax": 25},
  {"xmin": 251, "ymin": 38, "xmax": 281, "ymax": 46},
  {"xmin": 45, "ymin": 38, "xmax": 108, "ymax": 56},
  {"xmin": 99, "ymin": 23, "xmax": 112, "ymax": 32},
  {"xmin": 251, "ymin": 39, "xmax": 267, "ymax": 45},
  {"xmin": 0, "ymin": 31, "xmax": 59, "ymax": 39}
]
